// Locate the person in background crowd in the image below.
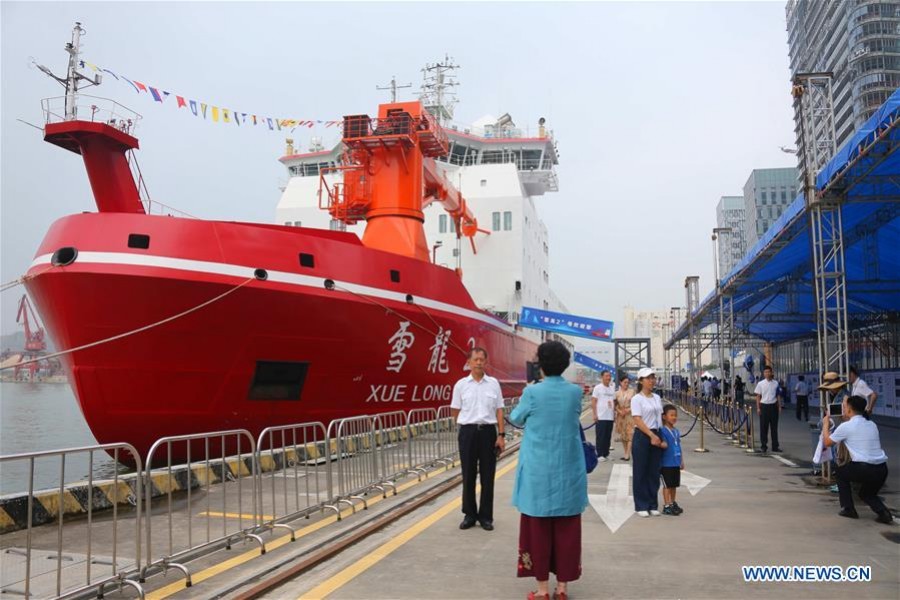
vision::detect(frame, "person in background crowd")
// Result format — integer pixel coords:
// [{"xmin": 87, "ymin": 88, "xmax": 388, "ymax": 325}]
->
[
  {"xmin": 591, "ymin": 371, "xmax": 616, "ymax": 462},
  {"xmin": 849, "ymin": 366, "xmax": 878, "ymax": 415},
  {"xmin": 631, "ymin": 367, "xmax": 666, "ymax": 517},
  {"xmin": 702, "ymin": 376, "xmax": 712, "ymax": 399},
  {"xmin": 822, "ymin": 395, "xmax": 893, "ymax": 524},
  {"xmin": 794, "ymin": 375, "xmax": 809, "ymax": 421},
  {"xmin": 734, "ymin": 376, "xmax": 745, "ymax": 407},
  {"xmin": 754, "ymin": 366, "xmax": 782, "ymax": 454},
  {"xmin": 510, "ymin": 341, "xmax": 588, "ymax": 600},
  {"xmin": 451, "ymin": 347, "xmax": 505, "ymax": 531},
  {"xmin": 614, "ymin": 374, "xmax": 635, "ymax": 461},
  {"xmin": 712, "ymin": 377, "xmax": 721, "ymax": 400},
  {"xmin": 659, "ymin": 405, "xmax": 684, "ymax": 516},
  {"xmin": 778, "ymin": 379, "xmax": 788, "ymax": 406}
]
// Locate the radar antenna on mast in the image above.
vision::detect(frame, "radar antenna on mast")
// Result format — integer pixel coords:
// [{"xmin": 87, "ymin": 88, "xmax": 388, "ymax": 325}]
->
[
  {"xmin": 420, "ymin": 55, "xmax": 459, "ymax": 125},
  {"xmin": 33, "ymin": 22, "xmax": 102, "ymax": 120},
  {"xmin": 377, "ymin": 76, "xmax": 412, "ymax": 103}
]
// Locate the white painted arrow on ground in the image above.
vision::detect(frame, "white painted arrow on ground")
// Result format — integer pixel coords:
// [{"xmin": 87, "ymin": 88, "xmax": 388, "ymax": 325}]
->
[
  {"xmin": 679, "ymin": 469, "xmax": 711, "ymax": 496},
  {"xmin": 588, "ymin": 464, "xmax": 711, "ymax": 533}
]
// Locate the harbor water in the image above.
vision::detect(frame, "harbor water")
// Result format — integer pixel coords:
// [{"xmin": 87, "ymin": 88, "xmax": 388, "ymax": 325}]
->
[{"xmin": 0, "ymin": 381, "xmax": 125, "ymax": 494}]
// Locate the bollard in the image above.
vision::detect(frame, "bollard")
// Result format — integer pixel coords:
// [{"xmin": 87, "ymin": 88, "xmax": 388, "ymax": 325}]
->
[
  {"xmin": 738, "ymin": 406, "xmax": 748, "ymax": 448},
  {"xmin": 694, "ymin": 405, "xmax": 709, "ymax": 453},
  {"xmin": 745, "ymin": 405, "xmax": 756, "ymax": 453}
]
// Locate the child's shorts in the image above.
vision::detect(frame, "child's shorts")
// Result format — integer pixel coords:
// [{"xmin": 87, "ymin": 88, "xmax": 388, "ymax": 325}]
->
[{"xmin": 660, "ymin": 466, "xmax": 681, "ymax": 488}]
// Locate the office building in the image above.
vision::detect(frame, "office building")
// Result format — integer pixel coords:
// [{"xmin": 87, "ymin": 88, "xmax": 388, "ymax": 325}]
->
[
  {"xmin": 715, "ymin": 196, "xmax": 747, "ymax": 277},
  {"xmin": 742, "ymin": 168, "xmax": 800, "ymax": 247},
  {"xmin": 787, "ymin": 0, "xmax": 900, "ymax": 150}
]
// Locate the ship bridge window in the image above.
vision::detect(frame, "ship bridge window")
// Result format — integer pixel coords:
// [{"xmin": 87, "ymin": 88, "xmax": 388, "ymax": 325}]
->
[
  {"xmin": 503, "ymin": 211, "xmax": 512, "ymax": 231},
  {"xmin": 439, "ymin": 214, "xmax": 448, "ymax": 233},
  {"xmin": 248, "ymin": 360, "xmax": 309, "ymax": 401},
  {"xmin": 128, "ymin": 234, "xmax": 150, "ymax": 249},
  {"xmin": 299, "ymin": 253, "xmax": 315, "ymax": 268},
  {"xmin": 390, "ymin": 269, "xmax": 401, "ymax": 283},
  {"xmin": 492, "ymin": 212, "xmax": 501, "ymax": 231}
]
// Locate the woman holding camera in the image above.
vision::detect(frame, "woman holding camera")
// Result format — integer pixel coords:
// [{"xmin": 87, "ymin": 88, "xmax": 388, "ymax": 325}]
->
[{"xmin": 509, "ymin": 341, "xmax": 588, "ymax": 600}]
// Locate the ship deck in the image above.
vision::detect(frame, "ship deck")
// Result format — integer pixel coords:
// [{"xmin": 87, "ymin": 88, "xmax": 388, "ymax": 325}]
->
[{"xmin": 3, "ymin": 410, "xmax": 897, "ymax": 600}]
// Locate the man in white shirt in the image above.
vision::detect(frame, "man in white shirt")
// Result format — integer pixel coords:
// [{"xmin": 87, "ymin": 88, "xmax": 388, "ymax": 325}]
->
[
  {"xmin": 591, "ymin": 371, "xmax": 616, "ymax": 462},
  {"xmin": 849, "ymin": 366, "xmax": 878, "ymax": 415},
  {"xmin": 794, "ymin": 375, "xmax": 809, "ymax": 422},
  {"xmin": 451, "ymin": 347, "xmax": 505, "ymax": 531},
  {"xmin": 754, "ymin": 366, "xmax": 782, "ymax": 453}
]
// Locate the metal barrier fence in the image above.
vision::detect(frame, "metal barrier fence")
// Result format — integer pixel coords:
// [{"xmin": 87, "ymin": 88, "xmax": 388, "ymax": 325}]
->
[
  {"xmin": 405, "ymin": 408, "xmax": 440, "ymax": 479},
  {"xmin": 141, "ymin": 430, "xmax": 263, "ymax": 586},
  {"xmin": 2, "ymin": 403, "xmax": 526, "ymax": 595},
  {"xmin": 372, "ymin": 411, "xmax": 408, "ymax": 492},
  {"xmin": 435, "ymin": 405, "xmax": 459, "ymax": 466},
  {"xmin": 0, "ymin": 444, "xmax": 144, "ymax": 599},
  {"xmin": 255, "ymin": 422, "xmax": 339, "ymax": 537},
  {"xmin": 326, "ymin": 415, "xmax": 382, "ymax": 512}
]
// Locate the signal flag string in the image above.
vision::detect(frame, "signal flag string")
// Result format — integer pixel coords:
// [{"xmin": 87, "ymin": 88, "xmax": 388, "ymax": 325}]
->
[{"xmin": 0, "ymin": 276, "xmax": 255, "ymax": 371}]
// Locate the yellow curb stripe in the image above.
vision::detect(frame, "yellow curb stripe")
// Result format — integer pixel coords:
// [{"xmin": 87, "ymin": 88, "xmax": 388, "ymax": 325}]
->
[
  {"xmin": 300, "ymin": 458, "xmax": 519, "ymax": 600},
  {"xmin": 36, "ymin": 490, "xmax": 84, "ymax": 517},
  {"xmin": 99, "ymin": 481, "xmax": 133, "ymax": 505},
  {"xmin": 151, "ymin": 472, "xmax": 180, "ymax": 494},
  {"xmin": 145, "ymin": 461, "xmax": 459, "ymax": 600},
  {"xmin": 198, "ymin": 511, "xmax": 275, "ymax": 521},
  {"xmin": 0, "ymin": 507, "xmax": 17, "ymax": 531}
]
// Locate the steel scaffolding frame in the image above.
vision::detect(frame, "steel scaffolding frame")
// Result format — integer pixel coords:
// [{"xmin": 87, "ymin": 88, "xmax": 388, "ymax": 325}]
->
[
  {"xmin": 614, "ymin": 338, "xmax": 651, "ymax": 376},
  {"xmin": 685, "ymin": 277, "xmax": 701, "ymax": 389},
  {"xmin": 795, "ymin": 73, "xmax": 848, "ymax": 416}
]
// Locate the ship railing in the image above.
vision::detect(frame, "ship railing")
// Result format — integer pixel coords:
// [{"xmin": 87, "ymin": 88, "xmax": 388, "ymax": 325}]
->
[
  {"xmin": 254, "ymin": 422, "xmax": 340, "ymax": 540},
  {"xmin": 435, "ymin": 405, "xmax": 460, "ymax": 465},
  {"xmin": 139, "ymin": 430, "xmax": 263, "ymax": 588},
  {"xmin": 405, "ymin": 408, "xmax": 449, "ymax": 476},
  {"xmin": 41, "ymin": 95, "xmax": 142, "ymax": 135},
  {"xmin": 0, "ymin": 443, "xmax": 144, "ymax": 600}
]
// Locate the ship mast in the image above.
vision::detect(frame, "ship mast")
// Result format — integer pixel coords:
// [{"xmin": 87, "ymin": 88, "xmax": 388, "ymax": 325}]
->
[
  {"xmin": 65, "ymin": 23, "xmax": 102, "ymax": 119},
  {"xmin": 420, "ymin": 56, "xmax": 459, "ymax": 125}
]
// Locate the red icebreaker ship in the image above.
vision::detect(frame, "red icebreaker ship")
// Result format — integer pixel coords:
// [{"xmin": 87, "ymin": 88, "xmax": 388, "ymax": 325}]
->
[{"xmin": 26, "ymin": 41, "xmax": 535, "ymax": 460}]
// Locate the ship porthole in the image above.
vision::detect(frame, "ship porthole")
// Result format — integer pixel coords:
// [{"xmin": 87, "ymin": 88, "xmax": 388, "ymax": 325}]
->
[
  {"xmin": 324, "ymin": 279, "xmax": 335, "ymax": 290},
  {"xmin": 254, "ymin": 268, "xmax": 268, "ymax": 281},
  {"xmin": 51, "ymin": 247, "xmax": 78, "ymax": 267},
  {"xmin": 405, "ymin": 294, "xmax": 414, "ymax": 304}
]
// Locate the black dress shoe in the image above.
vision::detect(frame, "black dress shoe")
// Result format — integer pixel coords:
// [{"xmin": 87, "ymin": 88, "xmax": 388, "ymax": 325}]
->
[
  {"xmin": 838, "ymin": 508, "xmax": 859, "ymax": 519},
  {"xmin": 772, "ymin": 448, "xmax": 783, "ymax": 453},
  {"xmin": 875, "ymin": 511, "xmax": 894, "ymax": 524},
  {"xmin": 459, "ymin": 517, "xmax": 477, "ymax": 530},
  {"xmin": 479, "ymin": 520, "xmax": 494, "ymax": 531}
]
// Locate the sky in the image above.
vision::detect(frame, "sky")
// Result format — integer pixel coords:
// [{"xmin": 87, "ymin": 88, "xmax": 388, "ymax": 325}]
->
[{"xmin": 0, "ymin": 1, "xmax": 798, "ymax": 340}]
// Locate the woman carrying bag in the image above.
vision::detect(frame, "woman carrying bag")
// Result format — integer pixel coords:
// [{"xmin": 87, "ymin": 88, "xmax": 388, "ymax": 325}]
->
[{"xmin": 509, "ymin": 341, "xmax": 589, "ymax": 600}]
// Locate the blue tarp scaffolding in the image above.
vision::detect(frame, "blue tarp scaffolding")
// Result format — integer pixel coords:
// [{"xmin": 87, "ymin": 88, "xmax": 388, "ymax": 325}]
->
[{"xmin": 667, "ymin": 87, "xmax": 900, "ymax": 346}]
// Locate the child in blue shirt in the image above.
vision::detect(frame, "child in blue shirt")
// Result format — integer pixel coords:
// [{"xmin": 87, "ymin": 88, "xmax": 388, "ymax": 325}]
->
[{"xmin": 659, "ymin": 404, "xmax": 684, "ymax": 515}]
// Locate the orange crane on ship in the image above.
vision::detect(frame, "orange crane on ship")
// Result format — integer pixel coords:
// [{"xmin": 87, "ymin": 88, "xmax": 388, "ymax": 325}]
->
[{"xmin": 319, "ymin": 101, "xmax": 488, "ymax": 268}]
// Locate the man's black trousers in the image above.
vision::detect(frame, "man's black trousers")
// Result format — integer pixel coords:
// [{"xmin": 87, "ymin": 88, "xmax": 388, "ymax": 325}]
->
[
  {"xmin": 759, "ymin": 403, "xmax": 780, "ymax": 451},
  {"xmin": 458, "ymin": 424, "xmax": 497, "ymax": 522},
  {"xmin": 595, "ymin": 420, "xmax": 614, "ymax": 458},
  {"xmin": 835, "ymin": 461, "xmax": 889, "ymax": 515}
]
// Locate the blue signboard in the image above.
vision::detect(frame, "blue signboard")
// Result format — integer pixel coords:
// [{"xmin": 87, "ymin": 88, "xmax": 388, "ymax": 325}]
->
[
  {"xmin": 519, "ymin": 306, "xmax": 614, "ymax": 341},
  {"xmin": 573, "ymin": 352, "xmax": 616, "ymax": 374}
]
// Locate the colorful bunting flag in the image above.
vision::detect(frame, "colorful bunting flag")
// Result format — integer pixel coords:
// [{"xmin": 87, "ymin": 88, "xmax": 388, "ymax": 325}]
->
[{"xmin": 79, "ymin": 58, "xmax": 336, "ymax": 133}]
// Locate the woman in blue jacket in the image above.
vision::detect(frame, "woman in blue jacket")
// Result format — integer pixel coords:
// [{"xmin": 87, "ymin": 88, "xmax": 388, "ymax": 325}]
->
[{"xmin": 509, "ymin": 341, "xmax": 588, "ymax": 600}]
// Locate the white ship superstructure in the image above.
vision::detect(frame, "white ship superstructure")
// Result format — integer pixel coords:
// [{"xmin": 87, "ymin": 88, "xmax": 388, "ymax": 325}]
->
[{"xmin": 275, "ymin": 64, "xmax": 566, "ymax": 343}]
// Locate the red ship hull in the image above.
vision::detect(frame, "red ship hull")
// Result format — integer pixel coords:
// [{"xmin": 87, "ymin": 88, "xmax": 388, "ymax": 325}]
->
[{"xmin": 26, "ymin": 213, "xmax": 536, "ymax": 459}]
